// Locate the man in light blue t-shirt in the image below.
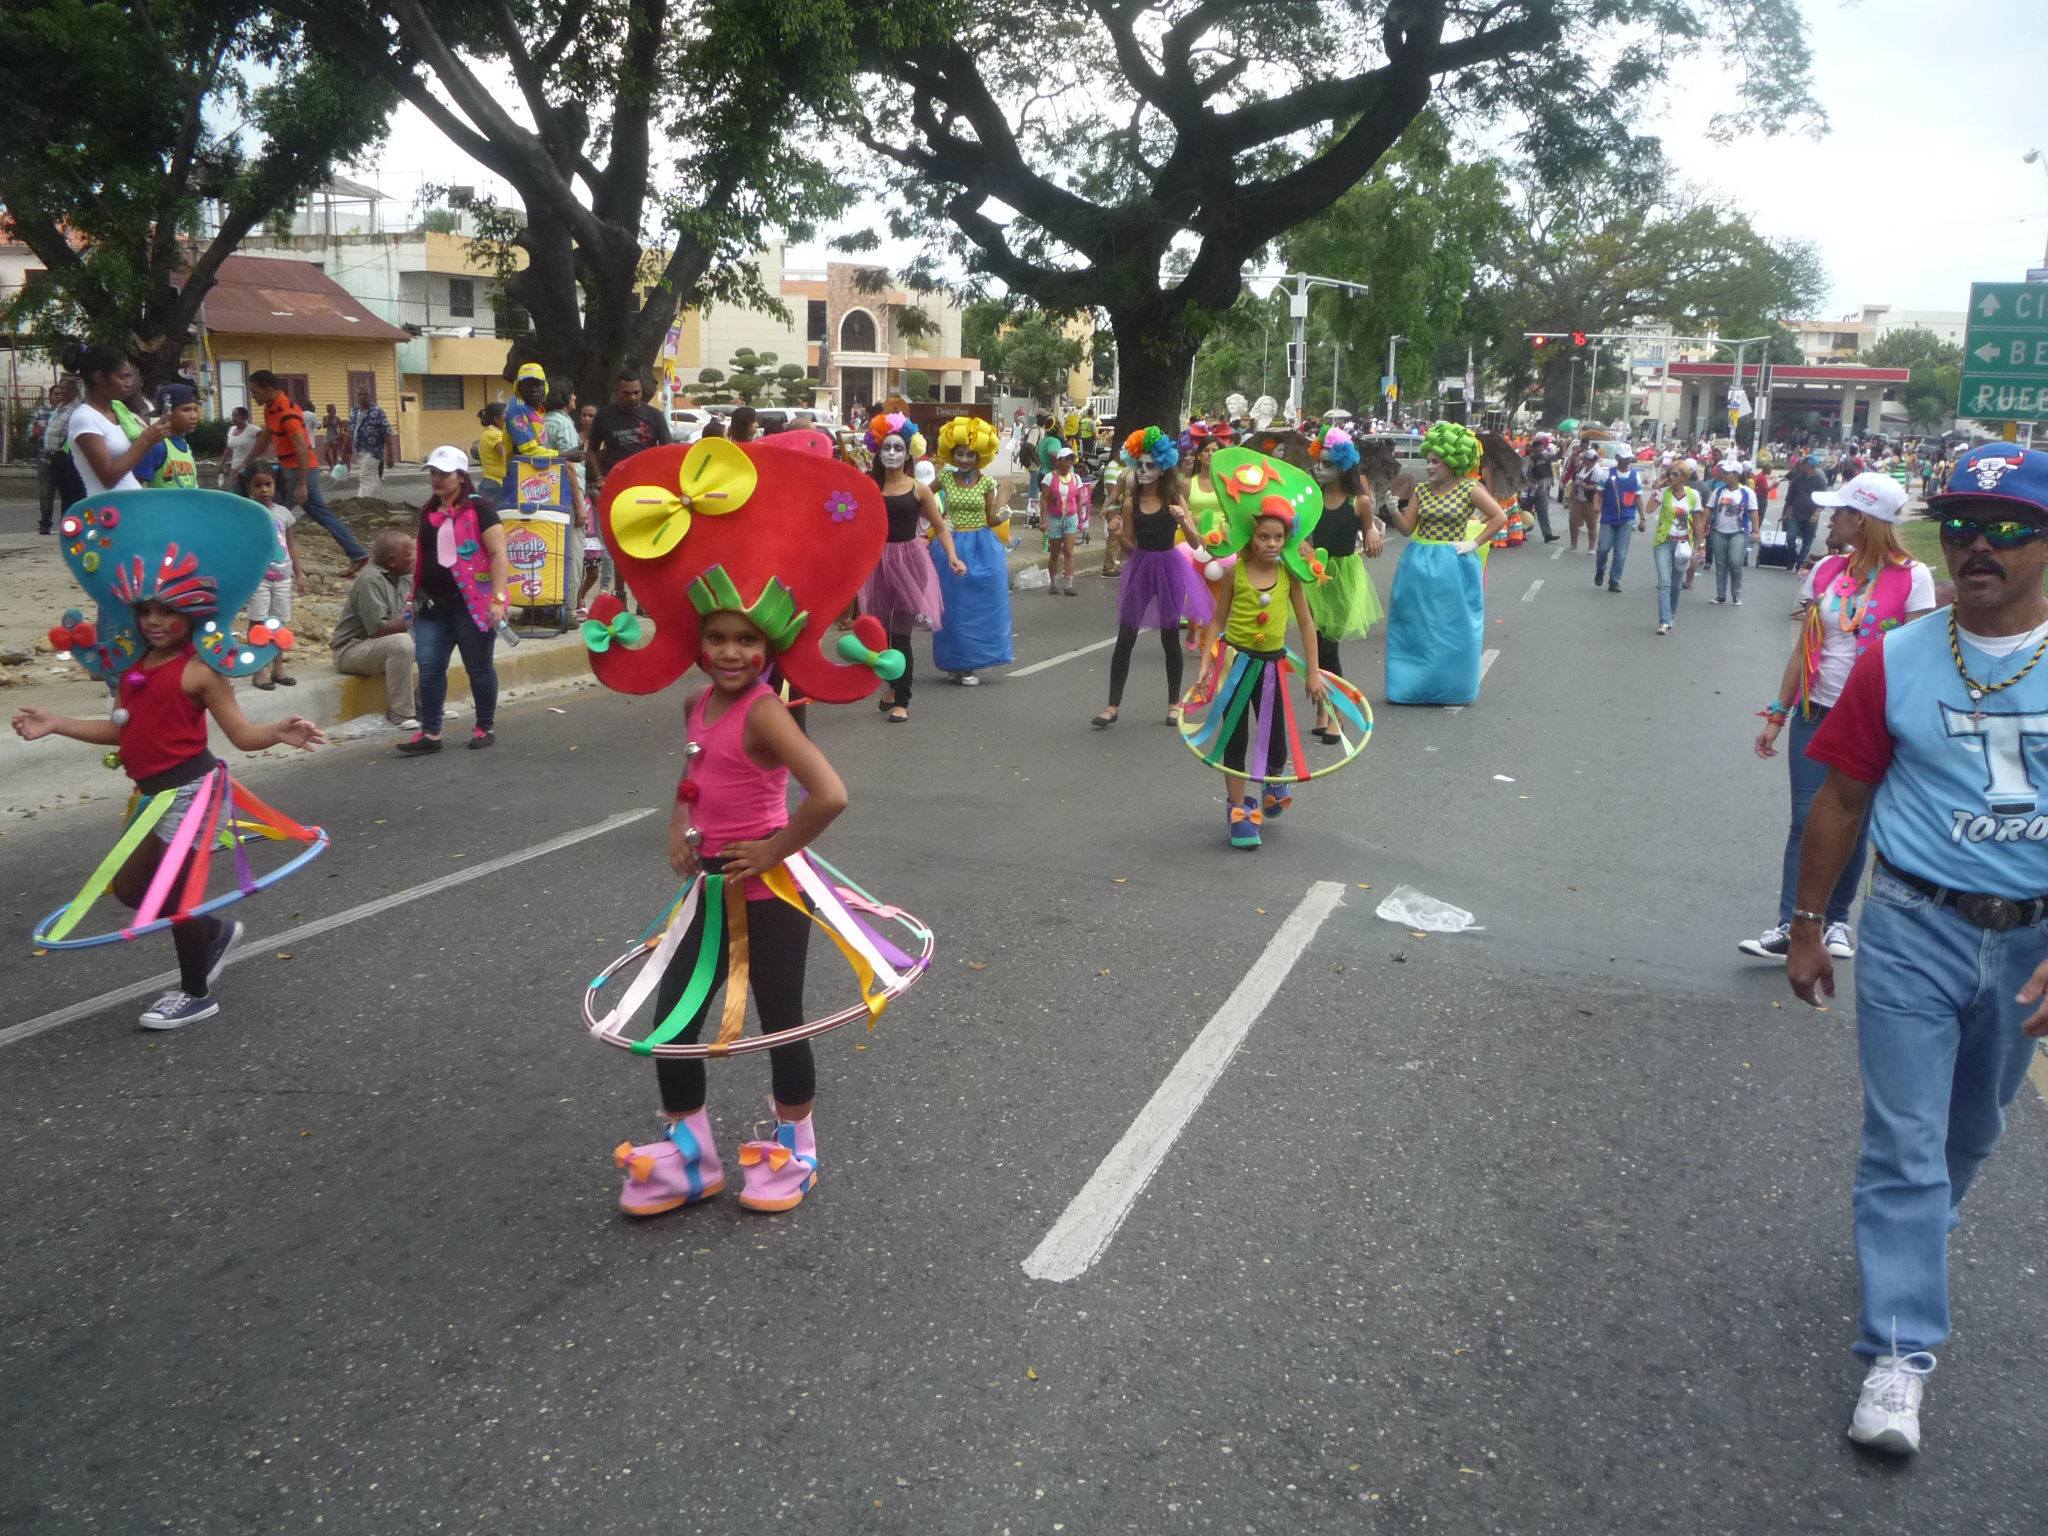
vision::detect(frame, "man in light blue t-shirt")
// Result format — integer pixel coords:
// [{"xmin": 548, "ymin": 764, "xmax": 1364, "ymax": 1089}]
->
[{"xmin": 1793, "ymin": 443, "xmax": 2048, "ymax": 1458}]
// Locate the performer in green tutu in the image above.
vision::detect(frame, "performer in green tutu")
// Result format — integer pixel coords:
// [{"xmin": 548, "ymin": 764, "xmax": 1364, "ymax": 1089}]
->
[{"xmin": 1305, "ymin": 425, "xmax": 1386, "ymax": 742}]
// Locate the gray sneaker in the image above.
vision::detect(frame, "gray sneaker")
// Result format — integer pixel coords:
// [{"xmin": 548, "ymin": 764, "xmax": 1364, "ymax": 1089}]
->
[
  {"xmin": 1738, "ymin": 923, "xmax": 1791, "ymax": 959},
  {"xmin": 138, "ymin": 991, "xmax": 220, "ymax": 1031},
  {"xmin": 1823, "ymin": 921, "xmax": 1856, "ymax": 959}
]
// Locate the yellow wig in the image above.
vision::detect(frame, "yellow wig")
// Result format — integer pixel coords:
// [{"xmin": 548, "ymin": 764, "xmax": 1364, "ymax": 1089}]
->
[{"xmin": 937, "ymin": 416, "xmax": 999, "ymax": 470}]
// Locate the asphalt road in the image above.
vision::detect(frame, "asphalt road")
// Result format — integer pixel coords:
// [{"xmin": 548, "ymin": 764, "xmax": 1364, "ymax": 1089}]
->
[{"xmin": 2, "ymin": 540, "xmax": 2044, "ymax": 1535}]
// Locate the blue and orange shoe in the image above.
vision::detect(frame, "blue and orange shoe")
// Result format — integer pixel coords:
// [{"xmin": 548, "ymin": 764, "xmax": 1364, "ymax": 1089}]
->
[
  {"xmin": 1228, "ymin": 796, "xmax": 1263, "ymax": 850},
  {"xmin": 737, "ymin": 1116, "xmax": 820, "ymax": 1213},
  {"xmin": 1261, "ymin": 782, "xmax": 1293, "ymax": 820},
  {"xmin": 614, "ymin": 1108, "xmax": 725, "ymax": 1217}
]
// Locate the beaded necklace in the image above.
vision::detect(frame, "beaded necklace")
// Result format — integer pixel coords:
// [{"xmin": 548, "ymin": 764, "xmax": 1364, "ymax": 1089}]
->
[{"xmin": 1948, "ymin": 609, "xmax": 2048, "ymax": 723}]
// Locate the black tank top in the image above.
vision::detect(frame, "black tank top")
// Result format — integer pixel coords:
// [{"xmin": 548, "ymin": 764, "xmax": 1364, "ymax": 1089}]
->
[
  {"xmin": 1312, "ymin": 495, "xmax": 1363, "ymax": 558},
  {"xmin": 883, "ymin": 490, "xmax": 921, "ymax": 543},
  {"xmin": 1132, "ymin": 502, "xmax": 1178, "ymax": 552}
]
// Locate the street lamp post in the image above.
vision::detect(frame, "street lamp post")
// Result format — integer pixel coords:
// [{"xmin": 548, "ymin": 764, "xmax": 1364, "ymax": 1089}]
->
[
  {"xmin": 1246, "ymin": 271, "xmax": 1369, "ymax": 425},
  {"xmin": 1386, "ymin": 334, "xmax": 1404, "ymax": 423},
  {"xmin": 2026, "ymin": 150, "xmax": 2048, "ymax": 268}
]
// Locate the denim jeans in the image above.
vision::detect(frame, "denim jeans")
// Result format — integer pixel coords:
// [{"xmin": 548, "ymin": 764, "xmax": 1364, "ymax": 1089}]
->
[
  {"xmin": 1777, "ymin": 706, "xmax": 1869, "ymax": 925},
  {"xmin": 275, "ymin": 464, "xmax": 367, "ymax": 561},
  {"xmin": 1786, "ymin": 514, "xmax": 1818, "ymax": 565},
  {"xmin": 1652, "ymin": 539, "xmax": 1689, "ymax": 625},
  {"xmin": 1709, "ymin": 530, "xmax": 1746, "ymax": 600},
  {"xmin": 1850, "ymin": 863, "xmax": 2047, "ymax": 1357},
  {"xmin": 413, "ymin": 602, "xmax": 498, "ymax": 735},
  {"xmin": 1594, "ymin": 520, "xmax": 1633, "ymax": 585}
]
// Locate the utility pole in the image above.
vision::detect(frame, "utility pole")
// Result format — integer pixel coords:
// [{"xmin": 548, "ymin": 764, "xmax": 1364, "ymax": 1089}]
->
[
  {"xmin": 1386, "ymin": 334, "xmax": 1403, "ymax": 422},
  {"xmin": 1288, "ymin": 276, "xmax": 1309, "ymax": 423},
  {"xmin": 1330, "ymin": 342, "xmax": 1342, "ymax": 415}
]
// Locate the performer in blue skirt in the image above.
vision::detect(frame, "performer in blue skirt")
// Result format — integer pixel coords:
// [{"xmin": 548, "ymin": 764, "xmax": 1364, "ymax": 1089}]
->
[
  {"xmin": 929, "ymin": 417, "xmax": 1013, "ymax": 684},
  {"xmin": 1384, "ymin": 422, "xmax": 1508, "ymax": 706}
]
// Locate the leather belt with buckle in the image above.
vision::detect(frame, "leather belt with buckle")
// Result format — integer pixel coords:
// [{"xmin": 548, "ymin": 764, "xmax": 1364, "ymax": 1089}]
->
[{"xmin": 1877, "ymin": 856, "xmax": 2048, "ymax": 931}]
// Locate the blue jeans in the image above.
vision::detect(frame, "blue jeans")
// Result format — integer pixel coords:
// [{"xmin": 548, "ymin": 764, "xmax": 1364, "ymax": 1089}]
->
[
  {"xmin": 1778, "ymin": 707, "xmax": 1869, "ymax": 925},
  {"xmin": 413, "ymin": 603, "xmax": 497, "ymax": 735},
  {"xmin": 1594, "ymin": 520, "xmax": 1633, "ymax": 585},
  {"xmin": 1851, "ymin": 863, "xmax": 2047, "ymax": 1357},
  {"xmin": 275, "ymin": 465, "xmax": 367, "ymax": 562},
  {"xmin": 1786, "ymin": 514, "xmax": 1818, "ymax": 565},
  {"xmin": 1710, "ymin": 530, "xmax": 1746, "ymax": 600},
  {"xmin": 1652, "ymin": 539, "xmax": 1689, "ymax": 625}
]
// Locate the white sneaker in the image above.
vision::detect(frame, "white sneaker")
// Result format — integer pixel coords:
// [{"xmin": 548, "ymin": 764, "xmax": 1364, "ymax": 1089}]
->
[
  {"xmin": 1738, "ymin": 923, "xmax": 1790, "ymax": 959},
  {"xmin": 958, "ymin": 672, "xmax": 980, "ymax": 686},
  {"xmin": 1823, "ymin": 921, "xmax": 1856, "ymax": 959},
  {"xmin": 1848, "ymin": 1353, "xmax": 1935, "ymax": 1454}
]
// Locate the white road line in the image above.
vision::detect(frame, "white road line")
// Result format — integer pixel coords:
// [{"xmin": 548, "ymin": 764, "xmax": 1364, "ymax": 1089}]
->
[
  {"xmin": 1550, "ymin": 545, "xmax": 1566, "ymax": 560},
  {"xmin": 1008, "ymin": 636, "xmax": 1118, "ymax": 678},
  {"xmin": 1479, "ymin": 648, "xmax": 1500, "ymax": 682},
  {"xmin": 1521, "ymin": 579, "xmax": 1544, "ymax": 603},
  {"xmin": 1022, "ymin": 880, "xmax": 1347, "ymax": 1283},
  {"xmin": 0, "ymin": 808, "xmax": 659, "ymax": 1051}
]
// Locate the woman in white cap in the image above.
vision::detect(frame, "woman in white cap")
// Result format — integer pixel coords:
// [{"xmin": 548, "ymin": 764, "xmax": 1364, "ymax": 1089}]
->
[
  {"xmin": 399, "ymin": 445, "xmax": 512, "ymax": 755},
  {"xmin": 1706, "ymin": 460, "xmax": 1758, "ymax": 605},
  {"xmin": 1743, "ymin": 472, "xmax": 1935, "ymax": 960}
]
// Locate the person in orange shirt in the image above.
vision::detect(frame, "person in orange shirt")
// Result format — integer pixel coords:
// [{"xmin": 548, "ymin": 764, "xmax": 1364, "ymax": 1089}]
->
[{"xmin": 249, "ymin": 370, "xmax": 368, "ymax": 571}]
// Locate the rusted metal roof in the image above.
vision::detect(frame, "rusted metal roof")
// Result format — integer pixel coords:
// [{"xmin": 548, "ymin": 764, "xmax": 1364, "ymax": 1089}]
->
[{"xmin": 198, "ymin": 256, "xmax": 410, "ymax": 342}]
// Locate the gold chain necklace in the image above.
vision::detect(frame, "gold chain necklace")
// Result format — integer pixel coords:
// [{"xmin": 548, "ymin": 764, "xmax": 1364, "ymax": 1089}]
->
[{"xmin": 1949, "ymin": 610, "xmax": 2048, "ymax": 722}]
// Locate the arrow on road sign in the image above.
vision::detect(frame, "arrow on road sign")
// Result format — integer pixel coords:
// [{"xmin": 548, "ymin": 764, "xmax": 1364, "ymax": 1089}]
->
[
  {"xmin": 1981, "ymin": 293, "xmax": 2003, "ymax": 318},
  {"xmin": 1977, "ymin": 342, "xmax": 2005, "ymax": 363}
]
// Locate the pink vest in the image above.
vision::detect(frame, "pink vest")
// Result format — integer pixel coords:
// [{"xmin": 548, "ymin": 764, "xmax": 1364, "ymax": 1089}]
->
[
  {"xmin": 684, "ymin": 681, "xmax": 789, "ymax": 897},
  {"xmin": 415, "ymin": 495, "xmax": 496, "ymax": 631},
  {"xmin": 1800, "ymin": 554, "xmax": 1915, "ymax": 704},
  {"xmin": 1043, "ymin": 472, "xmax": 1088, "ymax": 519}
]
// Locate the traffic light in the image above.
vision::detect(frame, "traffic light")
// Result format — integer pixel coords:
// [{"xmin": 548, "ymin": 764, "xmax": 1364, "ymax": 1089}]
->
[
  {"xmin": 1531, "ymin": 335, "xmax": 1548, "ymax": 351},
  {"xmin": 1571, "ymin": 331, "xmax": 1587, "ymax": 348}
]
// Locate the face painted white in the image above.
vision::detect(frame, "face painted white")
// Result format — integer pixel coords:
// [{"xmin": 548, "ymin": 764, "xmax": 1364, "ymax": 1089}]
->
[
  {"xmin": 1135, "ymin": 459, "xmax": 1163, "ymax": 485},
  {"xmin": 952, "ymin": 447, "xmax": 979, "ymax": 469},
  {"xmin": 879, "ymin": 440, "xmax": 908, "ymax": 467},
  {"xmin": 1311, "ymin": 460, "xmax": 1338, "ymax": 483}
]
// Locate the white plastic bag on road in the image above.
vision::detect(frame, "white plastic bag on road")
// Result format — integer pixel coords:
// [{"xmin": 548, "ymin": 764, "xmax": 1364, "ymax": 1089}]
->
[
  {"xmin": 1013, "ymin": 564, "xmax": 1052, "ymax": 591},
  {"xmin": 1374, "ymin": 885, "xmax": 1482, "ymax": 933}
]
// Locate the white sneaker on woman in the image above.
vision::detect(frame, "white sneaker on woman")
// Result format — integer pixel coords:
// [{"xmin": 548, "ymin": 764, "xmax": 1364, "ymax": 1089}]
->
[{"xmin": 1848, "ymin": 1353, "xmax": 1935, "ymax": 1455}]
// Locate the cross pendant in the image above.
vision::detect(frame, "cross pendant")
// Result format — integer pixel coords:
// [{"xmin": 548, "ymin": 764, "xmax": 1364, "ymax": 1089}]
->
[{"xmin": 1970, "ymin": 687, "xmax": 1986, "ymax": 724}]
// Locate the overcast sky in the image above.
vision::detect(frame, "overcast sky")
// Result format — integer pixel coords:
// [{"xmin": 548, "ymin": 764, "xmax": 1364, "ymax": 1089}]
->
[{"xmin": 365, "ymin": 0, "xmax": 2048, "ymax": 320}]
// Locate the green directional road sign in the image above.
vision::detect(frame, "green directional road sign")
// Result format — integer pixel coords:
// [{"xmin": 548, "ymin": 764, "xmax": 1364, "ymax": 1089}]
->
[{"xmin": 1959, "ymin": 282, "xmax": 2048, "ymax": 422}]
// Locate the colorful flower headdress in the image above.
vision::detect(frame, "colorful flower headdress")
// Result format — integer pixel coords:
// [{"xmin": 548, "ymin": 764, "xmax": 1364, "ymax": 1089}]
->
[
  {"xmin": 1121, "ymin": 425, "xmax": 1180, "ymax": 472},
  {"xmin": 1309, "ymin": 426, "xmax": 1359, "ymax": 472},
  {"xmin": 1421, "ymin": 421, "xmax": 1482, "ymax": 476},
  {"xmin": 937, "ymin": 416, "xmax": 999, "ymax": 469},
  {"xmin": 864, "ymin": 411, "xmax": 916, "ymax": 454},
  {"xmin": 587, "ymin": 438, "xmax": 893, "ymax": 704},
  {"xmin": 52, "ymin": 489, "xmax": 290, "ymax": 683},
  {"xmin": 1204, "ymin": 448, "xmax": 1327, "ymax": 584}
]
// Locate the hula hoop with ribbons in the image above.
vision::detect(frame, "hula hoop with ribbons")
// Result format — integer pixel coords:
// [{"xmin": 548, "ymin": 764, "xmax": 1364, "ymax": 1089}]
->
[
  {"xmin": 582, "ymin": 848, "xmax": 934, "ymax": 1057},
  {"xmin": 1178, "ymin": 639, "xmax": 1372, "ymax": 784},
  {"xmin": 31, "ymin": 766, "xmax": 329, "ymax": 950}
]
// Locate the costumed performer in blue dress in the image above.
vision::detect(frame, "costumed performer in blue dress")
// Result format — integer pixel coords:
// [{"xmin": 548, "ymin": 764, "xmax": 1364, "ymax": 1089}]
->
[
  {"xmin": 1384, "ymin": 422, "xmax": 1508, "ymax": 706},
  {"xmin": 929, "ymin": 417, "xmax": 1013, "ymax": 684}
]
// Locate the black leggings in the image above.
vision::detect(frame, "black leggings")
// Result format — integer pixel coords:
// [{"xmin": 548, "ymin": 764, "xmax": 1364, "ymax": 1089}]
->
[
  {"xmin": 652, "ymin": 892, "xmax": 815, "ymax": 1114},
  {"xmin": 1315, "ymin": 633, "xmax": 1343, "ymax": 680},
  {"xmin": 887, "ymin": 631, "xmax": 916, "ymax": 707},
  {"xmin": 1218, "ymin": 655, "xmax": 1291, "ymax": 780},
  {"xmin": 111, "ymin": 834, "xmax": 221, "ymax": 997},
  {"xmin": 1107, "ymin": 623, "xmax": 1183, "ymax": 708}
]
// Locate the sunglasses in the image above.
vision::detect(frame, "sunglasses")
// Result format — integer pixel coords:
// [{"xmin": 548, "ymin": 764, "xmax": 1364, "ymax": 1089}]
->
[{"xmin": 1938, "ymin": 518, "xmax": 2047, "ymax": 549}]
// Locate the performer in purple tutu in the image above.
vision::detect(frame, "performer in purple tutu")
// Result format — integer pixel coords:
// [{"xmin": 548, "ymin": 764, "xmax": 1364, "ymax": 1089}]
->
[
  {"xmin": 1092, "ymin": 426, "xmax": 1213, "ymax": 728},
  {"xmin": 858, "ymin": 411, "xmax": 965, "ymax": 724}
]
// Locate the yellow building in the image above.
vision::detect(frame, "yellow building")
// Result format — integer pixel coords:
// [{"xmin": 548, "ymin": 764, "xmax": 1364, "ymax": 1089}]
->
[
  {"xmin": 196, "ymin": 256, "xmax": 408, "ymax": 446},
  {"xmin": 397, "ymin": 334, "xmax": 513, "ymax": 457}
]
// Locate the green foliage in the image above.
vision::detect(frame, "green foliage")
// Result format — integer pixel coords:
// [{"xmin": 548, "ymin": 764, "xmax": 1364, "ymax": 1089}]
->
[
  {"xmin": 420, "ymin": 207, "xmax": 462, "ymax": 234},
  {"xmin": 0, "ymin": 0, "xmax": 394, "ymax": 382},
  {"xmin": 824, "ymin": 0, "xmax": 1822, "ymax": 421},
  {"xmin": 968, "ymin": 308, "xmax": 1084, "ymax": 404},
  {"xmin": 186, "ymin": 418, "xmax": 230, "ymax": 456},
  {"xmin": 904, "ymin": 368, "xmax": 932, "ymax": 401},
  {"xmin": 1868, "ymin": 328, "xmax": 1964, "ymax": 428}
]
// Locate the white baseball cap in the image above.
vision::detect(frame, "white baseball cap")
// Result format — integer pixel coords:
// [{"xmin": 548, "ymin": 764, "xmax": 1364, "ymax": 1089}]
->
[
  {"xmin": 425, "ymin": 444, "xmax": 469, "ymax": 473},
  {"xmin": 1813, "ymin": 471, "xmax": 1908, "ymax": 523},
  {"xmin": 1055, "ymin": 445, "xmax": 1075, "ymax": 459}
]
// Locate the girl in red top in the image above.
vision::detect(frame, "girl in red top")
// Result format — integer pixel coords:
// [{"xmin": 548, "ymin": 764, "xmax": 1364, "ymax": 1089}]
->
[{"xmin": 13, "ymin": 490, "xmax": 326, "ymax": 1030}]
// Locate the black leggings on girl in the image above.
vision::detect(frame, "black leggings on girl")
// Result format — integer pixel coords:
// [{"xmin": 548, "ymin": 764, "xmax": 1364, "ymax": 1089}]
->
[
  {"xmin": 1218, "ymin": 653, "xmax": 1292, "ymax": 779},
  {"xmin": 888, "ymin": 630, "xmax": 916, "ymax": 707},
  {"xmin": 1106, "ymin": 623, "xmax": 1183, "ymax": 708},
  {"xmin": 111, "ymin": 834, "xmax": 222, "ymax": 996},
  {"xmin": 652, "ymin": 892, "xmax": 815, "ymax": 1114},
  {"xmin": 1315, "ymin": 633, "xmax": 1343, "ymax": 679}
]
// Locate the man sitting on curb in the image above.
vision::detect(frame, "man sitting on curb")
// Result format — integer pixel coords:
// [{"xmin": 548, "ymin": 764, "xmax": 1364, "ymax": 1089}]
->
[{"xmin": 331, "ymin": 531, "xmax": 419, "ymax": 729}]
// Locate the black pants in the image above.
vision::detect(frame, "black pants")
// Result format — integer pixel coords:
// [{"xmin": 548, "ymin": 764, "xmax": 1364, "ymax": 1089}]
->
[
  {"xmin": 1528, "ymin": 482, "xmax": 1554, "ymax": 539},
  {"xmin": 111, "ymin": 834, "xmax": 222, "ymax": 997},
  {"xmin": 1316, "ymin": 633, "xmax": 1343, "ymax": 680},
  {"xmin": 1107, "ymin": 623, "xmax": 1183, "ymax": 708},
  {"xmin": 652, "ymin": 892, "xmax": 815, "ymax": 1114},
  {"xmin": 888, "ymin": 630, "xmax": 916, "ymax": 707},
  {"xmin": 1219, "ymin": 655, "xmax": 1291, "ymax": 780}
]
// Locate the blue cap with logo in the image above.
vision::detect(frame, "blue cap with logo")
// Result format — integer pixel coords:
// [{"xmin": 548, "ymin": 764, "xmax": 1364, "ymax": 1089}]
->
[{"xmin": 1930, "ymin": 444, "xmax": 2048, "ymax": 519}]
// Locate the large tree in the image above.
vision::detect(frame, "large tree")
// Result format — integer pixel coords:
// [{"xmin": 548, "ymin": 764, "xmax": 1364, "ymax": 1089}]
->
[
  {"xmin": 0, "ymin": 0, "xmax": 395, "ymax": 388},
  {"xmin": 1866, "ymin": 326, "xmax": 1963, "ymax": 430},
  {"xmin": 1470, "ymin": 157, "xmax": 1827, "ymax": 424},
  {"xmin": 839, "ymin": 0, "xmax": 1819, "ymax": 432},
  {"xmin": 285, "ymin": 0, "xmax": 849, "ymax": 405}
]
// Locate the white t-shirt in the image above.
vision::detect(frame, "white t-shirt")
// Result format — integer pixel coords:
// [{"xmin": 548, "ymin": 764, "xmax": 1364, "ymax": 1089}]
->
[
  {"xmin": 1800, "ymin": 558, "xmax": 1937, "ymax": 706},
  {"xmin": 1709, "ymin": 485, "xmax": 1756, "ymax": 536},
  {"xmin": 1957, "ymin": 616, "xmax": 2048, "ymax": 661},
  {"xmin": 226, "ymin": 422, "xmax": 264, "ymax": 471},
  {"xmin": 67, "ymin": 402, "xmax": 141, "ymax": 493}
]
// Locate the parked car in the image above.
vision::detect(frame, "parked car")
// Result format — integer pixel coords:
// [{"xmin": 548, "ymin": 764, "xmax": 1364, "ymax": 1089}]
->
[{"xmin": 668, "ymin": 407, "xmax": 711, "ymax": 444}]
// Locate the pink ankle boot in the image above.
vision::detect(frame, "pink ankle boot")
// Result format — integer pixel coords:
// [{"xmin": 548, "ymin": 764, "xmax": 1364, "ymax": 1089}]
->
[
  {"xmin": 736, "ymin": 1115, "xmax": 819, "ymax": 1212},
  {"xmin": 614, "ymin": 1109, "xmax": 724, "ymax": 1216}
]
